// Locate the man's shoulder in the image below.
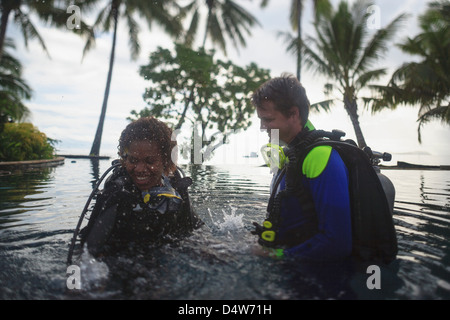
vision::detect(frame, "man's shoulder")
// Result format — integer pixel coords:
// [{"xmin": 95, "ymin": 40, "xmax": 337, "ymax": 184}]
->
[
  {"xmin": 301, "ymin": 145, "xmax": 332, "ymax": 178},
  {"xmin": 301, "ymin": 145, "xmax": 345, "ymax": 179}
]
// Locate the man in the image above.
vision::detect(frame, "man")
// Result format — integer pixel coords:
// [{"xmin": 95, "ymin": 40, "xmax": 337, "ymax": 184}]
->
[{"xmin": 251, "ymin": 73, "xmax": 352, "ymax": 262}]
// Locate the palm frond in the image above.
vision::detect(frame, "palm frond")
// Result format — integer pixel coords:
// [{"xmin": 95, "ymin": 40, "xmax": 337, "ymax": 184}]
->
[
  {"xmin": 416, "ymin": 104, "xmax": 449, "ymax": 143},
  {"xmin": 354, "ymin": 13, "xmax": 408, "ymax": 73},
  {"xmin": 124, "ymin": 11, "xmax": 141, "ymax": 60},
  {"xmin": 184, "ymin": 7, "xmax": 200, "ymax": 47},
  {"xmin": 310, "ymin": 99, "xmax": 334, "ymax": 113},
  {"xmin": 182, "ymin": 0, "xmax": 259, "ymax": 55},
  {"xmin": 355, "ymin": 68, "xmax": 387, "ymax": 92},
  {"xmin": 207, "ymin": 13, "xmax": 227, "ymax": 54},
  {"xmin": 14, "ymin": 10, "xmax": 50, "ymax": 58}
]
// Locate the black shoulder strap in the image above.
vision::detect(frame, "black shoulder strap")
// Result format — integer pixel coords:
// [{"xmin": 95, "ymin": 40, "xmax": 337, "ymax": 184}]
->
[{"xmin": 263, "ymin": 129, "xmax": 324, "ymax": 247}]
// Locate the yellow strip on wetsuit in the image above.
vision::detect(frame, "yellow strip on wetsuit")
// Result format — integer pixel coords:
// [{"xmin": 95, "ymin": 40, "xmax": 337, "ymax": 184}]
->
[{"xmin": 302, "ymin": 145, "xmax": 333, "ymax": 179}]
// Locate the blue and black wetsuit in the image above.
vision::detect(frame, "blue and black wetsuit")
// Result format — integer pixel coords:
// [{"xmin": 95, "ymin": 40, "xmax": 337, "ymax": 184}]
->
[
  {"xmin": 273, "ymin": 144, "xmax": 352, "ymax": 261},
  {"xmin": 256, "ymin": 125, "xmax": 397, "ymax": 263}
]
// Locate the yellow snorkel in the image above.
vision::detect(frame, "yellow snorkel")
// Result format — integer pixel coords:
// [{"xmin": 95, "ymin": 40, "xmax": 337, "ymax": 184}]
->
[
  {"xmin": 260, "ymin": 143, "xmax": 289, "ymax": 171},
  {"xmin": 260, "ymin": 120, "xmax": 315, "ymax": 171}
]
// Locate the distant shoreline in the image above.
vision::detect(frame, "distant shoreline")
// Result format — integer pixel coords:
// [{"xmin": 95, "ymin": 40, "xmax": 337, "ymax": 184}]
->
[{"xmin": 380, "ymin": 161, "xmax": 450, "ymax": 170}]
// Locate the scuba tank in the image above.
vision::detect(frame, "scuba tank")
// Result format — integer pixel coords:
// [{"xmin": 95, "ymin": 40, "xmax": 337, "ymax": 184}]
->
[{"xmin": 363, "ymin": 147, "xmax": 396, "ymax": 215}]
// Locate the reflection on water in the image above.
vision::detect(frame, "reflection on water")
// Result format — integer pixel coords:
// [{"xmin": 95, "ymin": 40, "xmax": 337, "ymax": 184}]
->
[
  {"xmin": 382, "ymin": 170, "xmax": 450, "ymax": 298},
  {"xmin": 0, "ymin": 159, "xmax": 449, "ymax": 299}
]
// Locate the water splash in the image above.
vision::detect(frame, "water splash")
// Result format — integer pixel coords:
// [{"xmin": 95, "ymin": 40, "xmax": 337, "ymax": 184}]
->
[
  {"xmin": 79, "ymin": 247, "xmax": 109, "ymax": 291},
  {"xmin": 213, "ymin": 205, "xmax": 244, "ymax": 234}
]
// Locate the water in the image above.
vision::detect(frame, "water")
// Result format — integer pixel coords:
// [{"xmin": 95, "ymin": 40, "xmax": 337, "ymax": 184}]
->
[{"xmin": 0, "ymin": 159, "xmax": 449, "ymax": 300}]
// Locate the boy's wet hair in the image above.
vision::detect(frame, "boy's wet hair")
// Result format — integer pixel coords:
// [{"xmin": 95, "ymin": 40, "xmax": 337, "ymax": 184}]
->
[
  {"xmin": 118, "ymin": 116, "xmax": 177, "ymax": 174},
  {"xmin": 251, "ymin": 72, "xmax": 310, "ymax": 127}
]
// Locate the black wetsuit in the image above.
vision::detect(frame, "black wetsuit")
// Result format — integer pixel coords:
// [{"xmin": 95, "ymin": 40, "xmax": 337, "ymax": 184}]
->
[{"xmin": 80, "ymin": 166, "xmax": 203, "ymax": 256}]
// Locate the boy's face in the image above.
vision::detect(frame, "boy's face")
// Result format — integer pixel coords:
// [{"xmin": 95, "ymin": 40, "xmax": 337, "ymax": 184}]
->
[
  {"xmin": 256, "ymin": 100, "xmax": 302, "ymax": 144},
  {"xmin": 123, "ymin": 140, "xmax": 165, "ymax": 191}
]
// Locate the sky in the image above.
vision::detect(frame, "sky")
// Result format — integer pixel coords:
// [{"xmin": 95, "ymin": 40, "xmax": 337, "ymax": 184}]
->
[{"xmin": 8, "ymin": 0, "xmax": 450, "ymax": 166}]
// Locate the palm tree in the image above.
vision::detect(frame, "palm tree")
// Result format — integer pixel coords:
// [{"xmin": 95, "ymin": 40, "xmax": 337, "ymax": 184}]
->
[
  {"xmin": 81, "ymin": 0, "xmax": 183, "ymax": 156},
  {"xmin": 300, "ymin": 0, "xmax": 406, "ymax": 148},
  {"xmin": 372, "ymin": 0, "xmax": 450, "ymax": 142},
  {"xmin": 0, "ymin": 0, "xmax": 93, "ymax": 60},
  {"xmin": 266, "ymin": 0, "xmax": 331, "ymax": 82},
  {"xmin": 0, "ymin": 38, "xmax": 32, "ymax": 131},
  {"xmin": 181, "ymin": 0, "xmax": 260, "ymax": 55}
]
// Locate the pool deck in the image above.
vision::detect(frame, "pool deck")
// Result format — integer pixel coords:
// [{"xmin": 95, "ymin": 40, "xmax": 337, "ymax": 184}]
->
[
  {"xmin": 0, "ymin": 154, "xmax": 113, "ymax": 174},
  {"xmin": 57, "ymin": 154, "xmax": 110, "ymax": 160},
  {"xmin": 0, "ymin": 156, "xmax": 66, "ymax": 173}
]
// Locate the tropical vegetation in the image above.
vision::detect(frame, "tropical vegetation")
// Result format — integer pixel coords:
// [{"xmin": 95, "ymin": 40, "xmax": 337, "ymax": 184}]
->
[
  {"xmin": 135, "ymin": 43, "xmax": 270, "ymax": 162},
  {"xmin": 265, "ymin": 0, "xmax": 331, "ymax": 82},
  {"xmin": 372, "ymin": 0, "xmax": 450, "ymax": 142},
  {"xmin": 300, "ymin": 0, "xmax": 407, "ymax": 148},
  {"xmin": 0, "ymin": 122, "xmax": 57, "ymax": 161},
  {"xmin": 0, "ymin": 38, "xmax": 32, "ymax": 132},
  {"xmin": 0, "ymin": 0, "xmax": 93, "ymax": 59},
  {"xmin": 1, "ymin": 0, "xmax": 448, "ymax": 162},
  {"xmin": 73, "ymin": 0, "xmax": 183, "ymax": 156},
  {"xmin": 127, "ymin": 0, "xmax": 267, "ymax": 162},
  {"xmin": 181, "ymin": 0, "xmax": 261, "ymax": 55}
]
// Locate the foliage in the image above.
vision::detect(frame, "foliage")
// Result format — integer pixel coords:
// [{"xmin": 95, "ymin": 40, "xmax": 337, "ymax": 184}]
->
[
  {"xmin": 180, "ymin": 0, "xmax": 260, "ymax": 55},
  {"xmin": 371, "ymin": 0, "xmax": 450, "ymax": 142},
  {"xmin": 274, "ymin": 0, "xmax": 332, "ymax": 81},
  {"xmin": 0, "ymin": 0, "xmax": 93, "ymax": 59},
  {"xmin": 137, "ymin": 44, "xmax": 270, "ymax": 131},
  {"xmin": 134, "ymin": 43, "xmax": 271, "ymax": 161},
  {"xmin": 72, "ymin": 0, "xmax": 183, "ymax": 156},
  {"xmin": 0, "ymin": 38, "xmax": 32, "ymax": 131},
  {"xmin": 77, "ymin": 0, "xmax": 182, "ymax": 60},
  {"xmin": 0, "ymin": 123, "xmax": 58, "ymax": 161},
  {"xmin": 300, "ymin": 0, "xmax": 406, "ymax": 147}
]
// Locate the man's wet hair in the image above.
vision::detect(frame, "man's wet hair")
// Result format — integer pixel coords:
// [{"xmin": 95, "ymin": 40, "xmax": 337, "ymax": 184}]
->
[{"xmin": 252, "ymin": 73, "xmax": 310, "ymax": 127}]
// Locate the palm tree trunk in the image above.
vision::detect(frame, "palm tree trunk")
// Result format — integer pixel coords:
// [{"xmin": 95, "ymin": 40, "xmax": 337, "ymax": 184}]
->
[
  {"xmin": 202, "ymin": 0, "xmax": 214, "ymax": 48},
  {"xmin": 90, "ymin": 6, "xmax": 119, "ymax": 156},
  {"xmin": 0, "ymin": 7, "xmax": 12, "ymax": 60},
  {"xmin": 296, "ymin": 0, "xmax": 302, "ymax": 82},
  {"xmin": 344, "ymin": 96, "xmax": 367, "ymax": 148}
]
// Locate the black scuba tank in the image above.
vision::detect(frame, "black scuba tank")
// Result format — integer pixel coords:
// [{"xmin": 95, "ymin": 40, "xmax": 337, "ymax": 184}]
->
[{"xmin": 303, "ymin": 137, "xmax": 398, "ymax": 263}]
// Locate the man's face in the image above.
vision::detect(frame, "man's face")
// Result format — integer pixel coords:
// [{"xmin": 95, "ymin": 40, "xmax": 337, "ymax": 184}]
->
[{"xmin": 256, "ymin": 100, "xmax": 302, "ymax": 144}]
